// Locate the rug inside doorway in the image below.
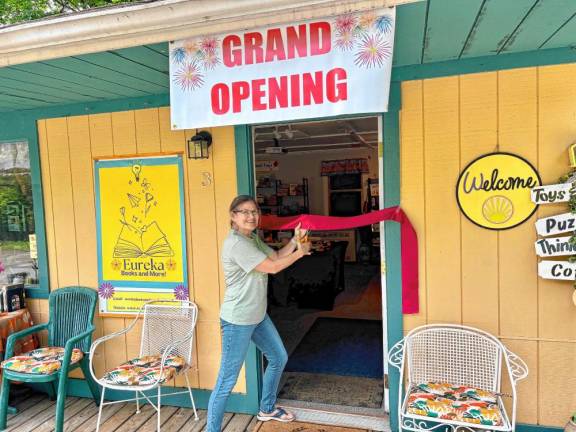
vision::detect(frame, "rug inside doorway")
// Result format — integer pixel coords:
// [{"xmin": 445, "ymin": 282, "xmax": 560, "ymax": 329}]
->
[
  {"xmin": 258, "ymin": 420, "xmax": 367, "ymax": 432},
  {"xmin": 278, "ymin": 372, "xmax": 384, "ymax": 409},
  {"xmin": 284, "ymin": 317, "xmax": 384, "ymax": 378}
]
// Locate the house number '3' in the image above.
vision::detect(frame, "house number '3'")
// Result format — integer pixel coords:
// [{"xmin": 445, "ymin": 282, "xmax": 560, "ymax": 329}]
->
[{"xmin": 201, "ymin": 172, "xmax": 212, "ymax": 187}]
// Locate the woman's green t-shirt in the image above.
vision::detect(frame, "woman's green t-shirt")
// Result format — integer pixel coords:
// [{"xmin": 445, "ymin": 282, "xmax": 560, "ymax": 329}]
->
[{"xmin": 220, "ymin": 230, "xmax": 274, "ymax": 325}]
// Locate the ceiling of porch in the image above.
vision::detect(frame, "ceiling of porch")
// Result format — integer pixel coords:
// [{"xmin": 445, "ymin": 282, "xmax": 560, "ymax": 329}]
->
[{"xmin": 1, "ymin": 0, "xmax": 575, "ymax": 114}]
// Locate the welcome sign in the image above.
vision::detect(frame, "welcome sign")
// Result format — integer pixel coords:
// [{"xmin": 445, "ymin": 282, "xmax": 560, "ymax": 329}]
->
[
  {"xmin": 456, "ymin": 153, "xmax": 541, "ymax": 230},
  {"xmin": 169, "ymin": 9, "xmax": 395, "ymax": 129},
  {"xmin": 95, "ymin": 155, "xmax": 188, "ymax": 315}
]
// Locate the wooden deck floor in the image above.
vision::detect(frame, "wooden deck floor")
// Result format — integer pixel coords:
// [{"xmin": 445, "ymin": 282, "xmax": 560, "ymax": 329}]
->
[
  {"xmin": 6, "ymin": 390, "xmax": 255, "ymax": 432},
  {"xmin": 5, "ymin": 389, "xmax": 372, "ymax": 432}
]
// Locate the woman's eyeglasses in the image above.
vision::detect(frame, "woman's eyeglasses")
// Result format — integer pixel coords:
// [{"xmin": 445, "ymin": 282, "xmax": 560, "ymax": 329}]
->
[{"xmin": 233, "ymin": 210, "xmax": 259, "ymax": 217}]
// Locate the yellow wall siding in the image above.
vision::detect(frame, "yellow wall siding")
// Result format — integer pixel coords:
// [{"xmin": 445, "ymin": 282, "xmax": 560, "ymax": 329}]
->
[
  {"xmin": 37, "ymin": 109, "xmax": 244, "ymax": 392},
  {"xmin": 399, "ymin": 80, "xmax": 427, "ymax": 332},
  {"xmin": 498, "ymin": 69, "xmax": 539, "ymax": 339},
  {"xmin": 459, "ymin": 73, "xmax": 499, "ymax": 335},
  {"xmin": 401, "ymin": 64, "xmax": 576, "ymax": 426},
  {"xmin": 422, "ymin": 77, "xmax": 462, "ymax": 324}
]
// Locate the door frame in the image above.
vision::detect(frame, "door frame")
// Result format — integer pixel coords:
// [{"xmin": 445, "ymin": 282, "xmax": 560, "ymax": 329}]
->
[{"xmin": 233, "ymin": 83, "xmax": 403, "ymax": 429}]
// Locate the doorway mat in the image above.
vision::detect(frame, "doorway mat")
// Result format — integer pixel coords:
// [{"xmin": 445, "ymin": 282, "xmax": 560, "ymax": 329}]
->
[
  {"xmin": 258, "ymin": 420, "xmax": 367, "ymax": 432},
  {"xmin": 284, "ymin": 317, "xmax": 384, "ymax": 378},
  {"xmin": 278, "ymin": 372, "xmax": 384, "ymax": 409}
]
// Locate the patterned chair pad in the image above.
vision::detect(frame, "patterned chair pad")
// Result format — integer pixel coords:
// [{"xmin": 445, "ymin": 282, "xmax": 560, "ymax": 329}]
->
[
  {"xmin": 1, "ymin": 347, "xmax": 84, "ymax": 375},
  {"xmin": 102, "ymin": 354, "xmax": 186, "ymax": 386},
  {"xmin": 406, "ymin": 382, "xmax": 503, "ymax": 427}
]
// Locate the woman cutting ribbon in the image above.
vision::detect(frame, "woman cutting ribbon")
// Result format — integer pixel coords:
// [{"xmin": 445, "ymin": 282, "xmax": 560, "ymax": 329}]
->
[{"xmin": 206, "ymin": 195, "xmax": 311, "ymax": 431}]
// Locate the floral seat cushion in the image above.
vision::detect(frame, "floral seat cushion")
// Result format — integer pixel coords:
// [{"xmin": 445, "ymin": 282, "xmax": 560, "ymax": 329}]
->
[
  {"xmin": 1, "ymin": 347, "xmax": 84, "ymax": 375},
  {"xmin": 102, "ymin": 354, "xmax": 186, "ymax": 386},
  {"xmin": 406, "ymin": 382, "xmax": 503, "ymax": 427}
]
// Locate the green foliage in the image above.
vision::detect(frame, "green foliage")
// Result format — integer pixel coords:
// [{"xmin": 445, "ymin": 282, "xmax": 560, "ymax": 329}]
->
[
  {"xmin": 0, "ymin": 0, "xmax": 134, "ymax": 25},
  {"xmin": 0, "ymin": 240, "xmax": 29, "ymax": 251},
  {"xmin": 563, "ymin": 171, "xmax": 576, "ymax": 288}
]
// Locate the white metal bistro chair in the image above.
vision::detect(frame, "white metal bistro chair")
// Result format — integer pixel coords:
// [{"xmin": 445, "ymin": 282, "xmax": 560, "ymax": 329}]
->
[
  {"xmin": 388, "ymin": 324, "xmax": 528, "ymax": 432},
  {"xmin": 89, "ymin": 300, "xmax": 199, "ymax": 431}
]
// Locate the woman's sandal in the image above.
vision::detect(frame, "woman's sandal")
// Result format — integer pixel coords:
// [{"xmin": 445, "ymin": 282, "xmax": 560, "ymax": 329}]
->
[{"xmin": 256, "ymin": 407, "xmax": 295, "ymax": 423}]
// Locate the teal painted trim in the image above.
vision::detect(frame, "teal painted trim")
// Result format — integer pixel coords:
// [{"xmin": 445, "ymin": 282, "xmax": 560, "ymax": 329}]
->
[
  {"xmin": 382, "ymin": 82, "xmax": 402, "ymax": 432},
  {"xmin": 0, "ymin": 134, "xmax": 49, "ymax": 299},
  {"xmin": 392, "ymin": 46, "xmax": 576, "ymax": 82},
  {"xmin": 422, "ymin": 0, "xmax": 484, "ymax": 63},
  {"xmin": 0, "ymin": 93, "xmax": 169, "ymax": 125},
  {"xmin": 460, "ymin": 0, "xmax": 536, "ymax": 59},
  {"xmin": 393, "ymin": 1, "xmax": 427, "ymax": 67},
  {"xmin": 517, "ymin": 425, "xmax": 564, "ymax": 432},
  {"xmin": 47, "ymin": 379, "xmax": 256, "ymax": 414},
  {"xmin": 27, "ymin": 129, "xmax": 50, "ymax": 298},
  {"xmin": 233, "ymin": 124, "xmax": 261, "ymax": 414},
  {"xmin": 234, "ymin": 125, "xmax": 255, "ymax": 197}
]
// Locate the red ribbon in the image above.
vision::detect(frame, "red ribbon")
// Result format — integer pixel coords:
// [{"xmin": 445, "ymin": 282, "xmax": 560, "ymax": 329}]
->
[{"xmin": 260, "ymin": 207, "xmax": 419, "ymax": 314}]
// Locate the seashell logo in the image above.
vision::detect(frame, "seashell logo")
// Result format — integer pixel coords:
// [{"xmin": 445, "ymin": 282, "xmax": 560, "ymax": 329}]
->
[
  {"xmin": 456, "ymin": 152, "xmax": 541, "ymax": 230},
  {"xmin": 482, "ymin": 195, "xmax": 514, "ymax": 224}
]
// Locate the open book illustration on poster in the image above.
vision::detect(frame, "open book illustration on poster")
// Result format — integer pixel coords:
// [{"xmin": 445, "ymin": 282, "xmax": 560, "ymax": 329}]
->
[
  {"xmin": 113, "ymin": 220, "xmax": 174, "ymax": 258},
  {"xmin": 112, "ymin": 163, "xmax": 175, "ymax": 259}
]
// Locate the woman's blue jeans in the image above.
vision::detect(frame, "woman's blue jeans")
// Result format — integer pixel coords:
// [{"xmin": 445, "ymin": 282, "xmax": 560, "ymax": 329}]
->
[{"xmin": 206, "ymin": 315, "xmax": 288, "ymax": 432}]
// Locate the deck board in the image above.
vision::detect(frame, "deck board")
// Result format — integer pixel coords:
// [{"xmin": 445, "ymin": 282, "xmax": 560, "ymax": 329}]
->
[
  {"xmin": 9, "ymin": 391, "xmax": 376, "ymax": 431},
  {"xmin": 31, "ymin": 398, "xmax": 94, "ymax": 432},
  {"xmin": 8, "ymin": 397, "xmax": 78, "ymax": 431}
]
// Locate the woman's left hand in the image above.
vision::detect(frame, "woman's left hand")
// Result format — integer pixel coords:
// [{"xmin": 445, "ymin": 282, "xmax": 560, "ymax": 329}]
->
[{"xmin": 293, "ymin": 223, "xmax": 308, "ymax": 244}]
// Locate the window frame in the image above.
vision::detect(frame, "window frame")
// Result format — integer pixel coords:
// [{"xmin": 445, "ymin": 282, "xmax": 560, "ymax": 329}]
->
[{"xmin": 0, "ymin": 138, "xmax": 49, "ymax": 299}]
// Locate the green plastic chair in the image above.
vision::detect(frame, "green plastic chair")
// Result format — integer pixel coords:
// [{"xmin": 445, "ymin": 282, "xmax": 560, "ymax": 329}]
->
[{"xmin": 0, "ymin": 286, "xmax": 100, "ymax": 432}]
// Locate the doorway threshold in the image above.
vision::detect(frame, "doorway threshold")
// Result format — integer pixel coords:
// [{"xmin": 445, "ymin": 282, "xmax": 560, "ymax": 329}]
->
[{"xmin": 277, "ymin": 398, "xmax": 390, "ymax": 431}]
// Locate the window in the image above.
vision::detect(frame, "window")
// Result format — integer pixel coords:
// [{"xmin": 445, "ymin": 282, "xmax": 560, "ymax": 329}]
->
[{"xmin": 0, "ymin": 141, "xmax": 39, "ymax": 287}]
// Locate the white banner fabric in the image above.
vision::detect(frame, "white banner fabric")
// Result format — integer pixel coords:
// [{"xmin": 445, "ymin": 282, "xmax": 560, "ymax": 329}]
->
[{"xmin": 169, "ymin": 9, "xmax": 396, "ymax": 129}]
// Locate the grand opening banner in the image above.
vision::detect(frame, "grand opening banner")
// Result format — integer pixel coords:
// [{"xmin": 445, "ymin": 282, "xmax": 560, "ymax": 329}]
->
[
  {"xmin": 94, "ymin": 155, "xmax": 188, "ymax": 315},
  {"xmin": 169, "ymin": 9, "xmax": 396, "ymax": 129}
]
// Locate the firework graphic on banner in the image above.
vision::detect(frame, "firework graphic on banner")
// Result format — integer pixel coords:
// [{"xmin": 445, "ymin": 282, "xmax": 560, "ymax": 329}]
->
[
  {"xmin": 358, "ymin": 12, "xmax": 377, "ymax": 30},
  {"xmin": 333, "ymin": 11, "xmax": 394, "ymax": 68},
  {"xmin": 183, "ymin": 40, "xmax": 200, "ymax": 57},
  {"xmin": 174, "ymin": 61, "xmax": 205, "ymax": 91},
  {"xmin": 200, "ymin": 37, "xmax": 219, "ymax": 53},
  {"xmin": 174, "ymin": 284, "xmax": 189, "ymax": 301},
  {"xmin": 335, "ymin": 29, "xmax": 355, "ymax": 51},
  {"xmin": 376, "ymin": 15, "xmax": 394, "ymax": 34},
  {"xmin": 202, "ymin": 50, "xmax": 220, "ymax": 70},
  {"xmin": 171, "ymin": 47, "xmax": 187, "ymax": 65},
  {"xmin": 334, "ymin": 14, "xmax": 357, "ymax": 51},
  {"xmin": 171, "ymin": 36, "xmax": 221, "ymax": 80},
  {"xmin": 354, "ymin": 34, "xmax": 392, "ymax": 68},
  {"xmin": 99, "ymin": 282, "xmax": 115, "ymax": 300},
  {"xmin": 335, "ymin": 14, "xmax": 356, "ymax": 33}
]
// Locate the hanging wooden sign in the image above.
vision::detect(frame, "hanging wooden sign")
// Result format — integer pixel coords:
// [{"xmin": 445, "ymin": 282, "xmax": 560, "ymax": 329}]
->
[
  {"xmin": 535, "ymin": 235, "xmax": 576, "ymax": 257},
  {"xmin": 530, "ymin": 183, "xmax": 572, "ymax": 204},
  {"xmin": 535, "ymin": 212, "xmax": 576, "ymax": 237},
  {"xmin": 538, "ymin": 260, "xmax": 576, "ymax": 280}
]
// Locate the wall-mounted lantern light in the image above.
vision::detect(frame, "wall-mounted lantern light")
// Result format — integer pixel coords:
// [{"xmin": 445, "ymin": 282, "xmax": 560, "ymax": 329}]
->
[{"xmin": 187, "ymin": 131, "xmax": 212, "ymax": 159}]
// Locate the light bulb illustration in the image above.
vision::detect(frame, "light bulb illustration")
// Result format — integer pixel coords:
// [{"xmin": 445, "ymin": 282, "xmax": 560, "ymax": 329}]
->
[{"xmin": 132, "ymin": 164, "xmax": 142, "ymax": 182}]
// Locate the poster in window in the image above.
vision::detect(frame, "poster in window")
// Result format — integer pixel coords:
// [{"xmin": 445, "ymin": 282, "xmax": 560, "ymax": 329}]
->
[{"xmin": 94, "ymin": 155, "xmax": 188, "ymax": 315}]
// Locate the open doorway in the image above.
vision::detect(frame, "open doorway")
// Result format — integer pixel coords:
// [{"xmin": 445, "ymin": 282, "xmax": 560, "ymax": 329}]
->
[{"xmin": 253, "ymin": 116, "xmax": 388, "ymax": 425}]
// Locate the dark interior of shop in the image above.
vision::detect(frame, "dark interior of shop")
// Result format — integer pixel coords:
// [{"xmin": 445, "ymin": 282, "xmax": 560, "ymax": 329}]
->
[{"xmin": 253, "ymin": 117, "xmax": 385, "ymax": 415}]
